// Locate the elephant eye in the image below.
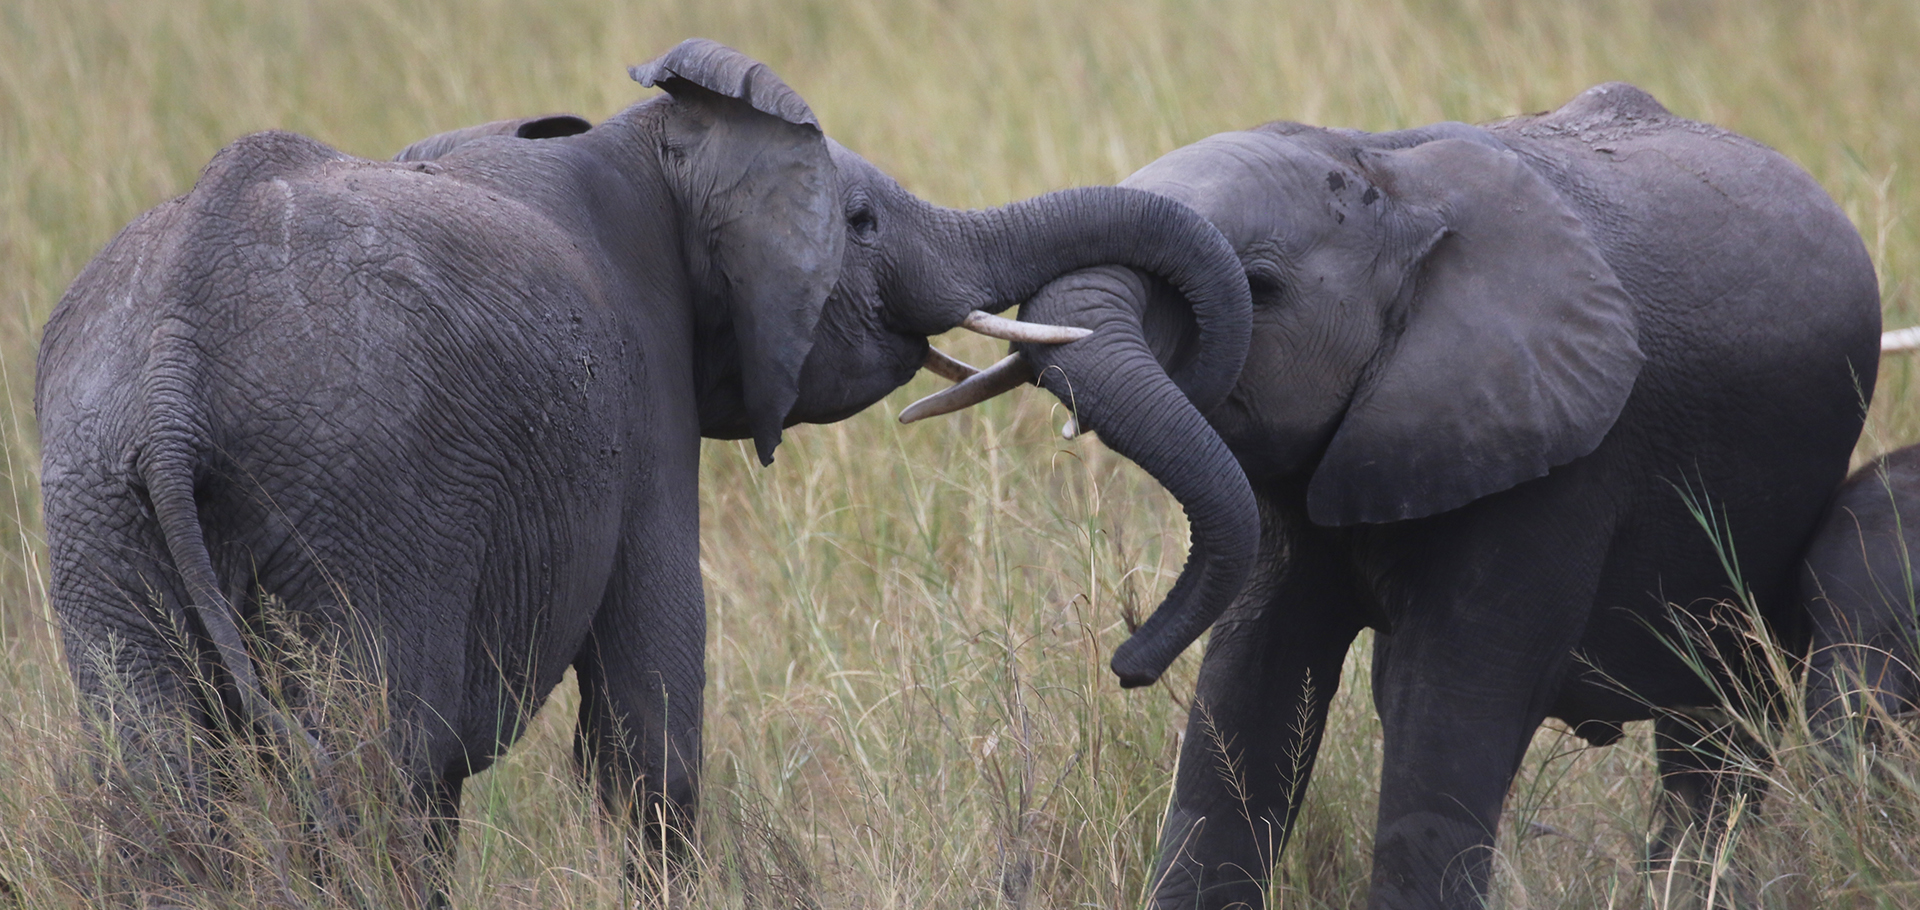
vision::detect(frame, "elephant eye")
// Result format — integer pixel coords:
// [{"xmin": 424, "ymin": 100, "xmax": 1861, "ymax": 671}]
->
[{"xmin": 847, "ymin": 205, "xmax": 879, "ymax": 242}]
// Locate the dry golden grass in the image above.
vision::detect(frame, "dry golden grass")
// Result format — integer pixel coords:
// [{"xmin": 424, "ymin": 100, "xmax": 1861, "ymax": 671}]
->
[{"xmin": 3, "ymin": 0, "xmax": 1918, "ymax": 907}]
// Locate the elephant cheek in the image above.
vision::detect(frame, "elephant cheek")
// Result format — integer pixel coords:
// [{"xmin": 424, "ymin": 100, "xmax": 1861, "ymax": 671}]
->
[{"xmin": 786, "ymin": 327, "xmax": 927, "ymax": 426}]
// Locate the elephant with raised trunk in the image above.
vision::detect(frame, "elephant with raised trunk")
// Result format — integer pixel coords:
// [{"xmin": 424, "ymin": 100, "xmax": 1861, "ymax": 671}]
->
[
  {"xmin": 909, "ymin": 83, "xmax": 1879, "ymax": 908},
  {"xmin": 35, "ymin": 39, "xmax": 1249, "ymax": 874}
]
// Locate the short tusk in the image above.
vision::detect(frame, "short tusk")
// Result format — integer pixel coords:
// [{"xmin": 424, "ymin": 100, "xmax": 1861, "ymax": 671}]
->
[
  {"xmin": 899, "ymin": 353, "xmax": 1036, "ymax": 424},
  {"xmin": 1885, "ymin": 327, "xmax": 1920, "ymax": 352},
  {"xmin": 922, "ymin": 346, "xmax": 981, "ymax": 383},
  {"xmin": 961, "ymin": 310, "xmax": 1093, "ymax": 345},
  {"xmin": 1061, "ymin": 414, "xmax": 1080, "ymax": 439}
]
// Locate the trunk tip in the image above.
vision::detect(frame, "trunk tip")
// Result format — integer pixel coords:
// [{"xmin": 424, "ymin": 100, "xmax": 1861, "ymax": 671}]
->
[{"xmin": 1110, "ymin": 649, "xmax": 1164, "ymax": 688}]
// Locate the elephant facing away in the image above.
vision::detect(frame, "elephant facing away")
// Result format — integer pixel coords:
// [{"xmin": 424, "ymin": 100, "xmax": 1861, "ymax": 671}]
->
[
  {"xmin": 34, "ymin": 39, "xmax": 1251, "ymax": 874},
  {"xmin": 908, "ymin": 83, "xmax": 1879, "ymax": 908},
  {"xmin": 1804, "ymin": 444, "xmax": 1920, "ymax": 731}
]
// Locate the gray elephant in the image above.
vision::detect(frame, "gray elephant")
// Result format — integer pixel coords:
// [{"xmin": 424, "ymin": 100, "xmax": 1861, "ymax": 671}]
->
[
  {"xmin": 34, "ymin": 39, "xmax": 1250, "ymax": 873},
  {"xmin": 909, "ymin": 83, "xmax": 1879, "ymax": 908},
  {"xmin": 1804, "ymin": 443, "xmax": 1920, "ymax": 732}
]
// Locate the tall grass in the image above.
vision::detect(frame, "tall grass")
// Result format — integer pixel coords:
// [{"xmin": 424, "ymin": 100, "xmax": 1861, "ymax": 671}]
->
[{"xmin": 2, "ymin": 0, "xmax": 1917, "ymax": 906}]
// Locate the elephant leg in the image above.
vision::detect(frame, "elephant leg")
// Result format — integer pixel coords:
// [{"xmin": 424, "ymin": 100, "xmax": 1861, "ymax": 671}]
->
[
  {"xmin": 1152, "ymin": 510, "xmax": 1365, "ymax": 910},
  {"xmin": 571, "ymin": 531, "xmax": 706, "ymax": 867},
  {"xmin": 416, "ymin": 771, "xmax": 464, "ymax": 908},
  {"xmin": 1365, "ymin": 495, "xmax": 1611, "ymax": 910},
  {"xmin": 1647, "ymin": 713, "xmax": 1765, "ymax": 903},
  {"xmin": 45, "ymin": 479, "xmax": 216, "ymax": 794}
]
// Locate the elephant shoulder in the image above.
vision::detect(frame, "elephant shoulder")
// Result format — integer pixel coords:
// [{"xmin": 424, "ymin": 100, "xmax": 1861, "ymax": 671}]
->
[
  {"xmin": 1486, "ymin": 83, "xmax": 1676, "ymax": 140},
  {"xmin": 1546, "ymin": 82, "xmax": 1675, "ymax": 125},
  {"xmin": 1484, "ymin": 82, "xmax": 1766, "ymax": 163},
  {"xmin": 393, "ymin": 113, "xmax": 593, "ymax": 163},
  {"xmin": 1488, "ymin": 84, "xmax": 1877, "ymax": 339}
]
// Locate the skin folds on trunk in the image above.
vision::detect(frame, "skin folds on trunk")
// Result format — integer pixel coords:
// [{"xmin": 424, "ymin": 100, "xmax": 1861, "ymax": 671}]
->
[{"xmin": 1015, "ymin": 266, "xmax": 1259, "ymax": 686}]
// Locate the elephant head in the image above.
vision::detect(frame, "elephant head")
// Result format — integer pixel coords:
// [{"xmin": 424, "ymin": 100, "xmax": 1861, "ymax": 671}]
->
[
  {"xmin": 909, "ymin": 125, "xmax": 1642, "ymax": 686},
  {"xmin": 402, "ymin": 40, "xmax": 1253, "ymax": 467},
  {"xmin": 628, "ymin": 40, "xmax": 1251, "ymax": 465}
]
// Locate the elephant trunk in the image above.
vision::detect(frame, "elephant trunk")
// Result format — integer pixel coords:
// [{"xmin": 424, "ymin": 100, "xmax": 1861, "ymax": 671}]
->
[
  {"xmin": 916, "ymin": 186, "xmax": 1250, "ymax": 413},
  {"xmin": 1016, "ymin": 266, "xmax": 1259, "ymax": 687}
]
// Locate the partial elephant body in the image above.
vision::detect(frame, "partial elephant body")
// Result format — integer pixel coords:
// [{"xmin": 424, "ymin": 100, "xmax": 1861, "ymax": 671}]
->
[
  {"xmin": 1804, "ymin": 445, "xmax": 1920, "ymax": 729},
  {"xmin": 42, "ymin": 109, "xmax": 720, "ymax": 843},
  {"xmin": 1005, "ymin": 84, "xmax": 1878, "ymax": 908},
  {"xmin": 36, "ymin": 40, "xmax": 1252, "ymax": 878}
]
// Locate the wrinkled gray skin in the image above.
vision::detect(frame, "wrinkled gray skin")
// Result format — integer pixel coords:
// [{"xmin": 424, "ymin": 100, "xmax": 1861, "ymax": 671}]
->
[
  {"xmin": 1008, "ymin": 84, "xmax": 1879, "ymax": 908},
  {"xmin": 34, "ymin": 39, "xmax": 1249, "ymax": 873},
  {"xmin": 1805, "ymin": 445, "xmax": 1920, "ymax": 732}
]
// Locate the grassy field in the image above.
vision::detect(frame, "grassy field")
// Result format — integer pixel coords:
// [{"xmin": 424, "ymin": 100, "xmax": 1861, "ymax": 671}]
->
[{"xmin": 3, "ymin": 0, "xmax": 1918, "ymax": 906}]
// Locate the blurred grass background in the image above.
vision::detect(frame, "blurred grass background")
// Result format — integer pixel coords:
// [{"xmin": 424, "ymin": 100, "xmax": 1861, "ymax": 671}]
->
[{"xmin": 1, "ymin": 0, "xmax": 1916, "ymax": 906}]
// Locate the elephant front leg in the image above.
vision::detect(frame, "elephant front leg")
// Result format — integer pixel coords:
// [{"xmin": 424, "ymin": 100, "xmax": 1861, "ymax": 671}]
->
[
  {"xmin": 1364, "ymin": 494, "xmax": 1612, "ymax": 910},
  {"xmin": 1152, "ymin": 515, "xmax": 1365, "ymax": 910},
  {"xmin": 571, "ymin": 534, "xmax": 706, "ymax": 877}
]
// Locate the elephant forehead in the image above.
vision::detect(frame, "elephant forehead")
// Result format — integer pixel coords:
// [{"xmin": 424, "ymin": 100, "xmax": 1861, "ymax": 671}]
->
[{"xmin": 1120, "ymin": 130, "xmax": 1360, "ymax": 253}]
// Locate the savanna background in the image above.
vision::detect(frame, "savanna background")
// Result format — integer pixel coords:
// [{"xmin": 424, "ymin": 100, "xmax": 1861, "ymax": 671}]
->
[{"xmin": 2, "ymin": 0, "xmax": 1917, "ymax": 907}]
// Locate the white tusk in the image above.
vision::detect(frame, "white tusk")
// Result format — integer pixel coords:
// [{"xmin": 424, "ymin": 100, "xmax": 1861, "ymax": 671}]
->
[
  {"xmin": 1061, "ymin": 415, "xmax": 1080, "ymax": 439},
  {"xmin": 922, "ymin": 346, "xmax": 980, "ymax": 383},
  {"xmin": 1884, "ymin": 327, "xmax": 1920, "ymax": 352},
  {"xmin": 961, "ymin": 310, "xmax": 1093, "ymax": 345},
  {"xmin": 899, "ymin": 353, "xmax": 1036, "ymax": 424}
]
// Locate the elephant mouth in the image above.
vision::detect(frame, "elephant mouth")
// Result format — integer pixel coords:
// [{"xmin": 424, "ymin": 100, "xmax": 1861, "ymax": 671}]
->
[{"xmin": 897, "ymin": 311, "xmax": 1091, "ymax": 423}]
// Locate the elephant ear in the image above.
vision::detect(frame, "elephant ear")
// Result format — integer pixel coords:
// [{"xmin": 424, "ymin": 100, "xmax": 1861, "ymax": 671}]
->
[
  {"xmin": 1306, "ymin": 138, "xmax": 1642, "ymax": 526},
  {"xmin": 633, "ymin": 39, "xmax": 842, "ymax": 465}
]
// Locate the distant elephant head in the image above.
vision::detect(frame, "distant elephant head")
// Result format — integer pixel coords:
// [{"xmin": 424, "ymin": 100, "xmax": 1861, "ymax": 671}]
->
[
  {"xmin": 909, "ymin": 126, "xmax": 1641, "ymax": 686},
  {"xmin": 400, "ymin": 39, "xmax": 1252, "ymax": 467}
]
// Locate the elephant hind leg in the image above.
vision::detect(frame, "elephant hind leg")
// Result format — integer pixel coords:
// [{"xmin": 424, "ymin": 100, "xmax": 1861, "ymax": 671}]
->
[
  {"xmin": 568, "ymin": 539, "xmax": 705, "ymax": 872},
  {"xmin": 45, "ymin": 476, "xmax": 223, "ymax": 793},
  {"xmin": 1646, "ymin": 714, "xmax": 1765, "ymax": 905},
  {"xmin": 413, "ymin": 769, "xmax": 465, "ymax": 908}
]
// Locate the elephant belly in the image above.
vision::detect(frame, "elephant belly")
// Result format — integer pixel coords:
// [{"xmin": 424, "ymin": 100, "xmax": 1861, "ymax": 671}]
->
[{"xmin": 1550, "ymin": 354, "xmax": 1862, "ymax": 725}]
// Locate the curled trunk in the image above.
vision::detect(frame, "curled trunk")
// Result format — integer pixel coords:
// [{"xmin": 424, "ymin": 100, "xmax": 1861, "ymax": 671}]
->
[
  {"xmin": 1016, "ymin": 266, "xmax": 1259, "ymax": 687},
  {"xmin": 913, "ymin": 187, "xmax": 1250, "ymax": 415}
]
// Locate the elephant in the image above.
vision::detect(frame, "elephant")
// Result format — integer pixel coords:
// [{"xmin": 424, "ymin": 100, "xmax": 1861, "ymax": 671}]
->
[
  {"xmin": 33, "ymin": 38, "xmax": 1251, "ymax": 877},
  {"xmin": 905, "ymin": 83, "xmax": 1880, "ymax": 907},
  {"xmin": 1804, "ymin": 443, "xmax": 1920, "ymax": 732}
]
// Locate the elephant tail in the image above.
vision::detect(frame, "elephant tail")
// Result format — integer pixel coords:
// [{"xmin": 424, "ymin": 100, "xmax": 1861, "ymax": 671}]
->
[{"xmin": 136, "ymin": 369, "xmax": 334, "ymax": 779}]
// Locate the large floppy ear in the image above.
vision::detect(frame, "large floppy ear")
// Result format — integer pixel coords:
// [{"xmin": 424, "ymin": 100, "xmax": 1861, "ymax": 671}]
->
[
  {"xmin": 633, "ymin": 39, "xmax": 842, "ymax": 465},
  {"xmin": 1306, "ymin": 138, "xmax": 1642, "ymax": 526}
]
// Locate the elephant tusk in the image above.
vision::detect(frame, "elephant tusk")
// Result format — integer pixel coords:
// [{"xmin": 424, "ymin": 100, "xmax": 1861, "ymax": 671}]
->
[
  {"xmin": 961, "ymin": 310, "xmax": 1093, "ymax": 345},
  {"xmin": 899, "ymin": 353, "xmax": 1036, "ymax": 424},
  {"xmin": 921, "ymin": 346, "xmax": 981, "ymax": 383},
  {"xmin": 1061, "ymin": 414, "xmax": 1081, "ymax": 439},
  {"xmin": 1884, "ymin": 327, "xmax": 1920, "ymax": 352}
]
